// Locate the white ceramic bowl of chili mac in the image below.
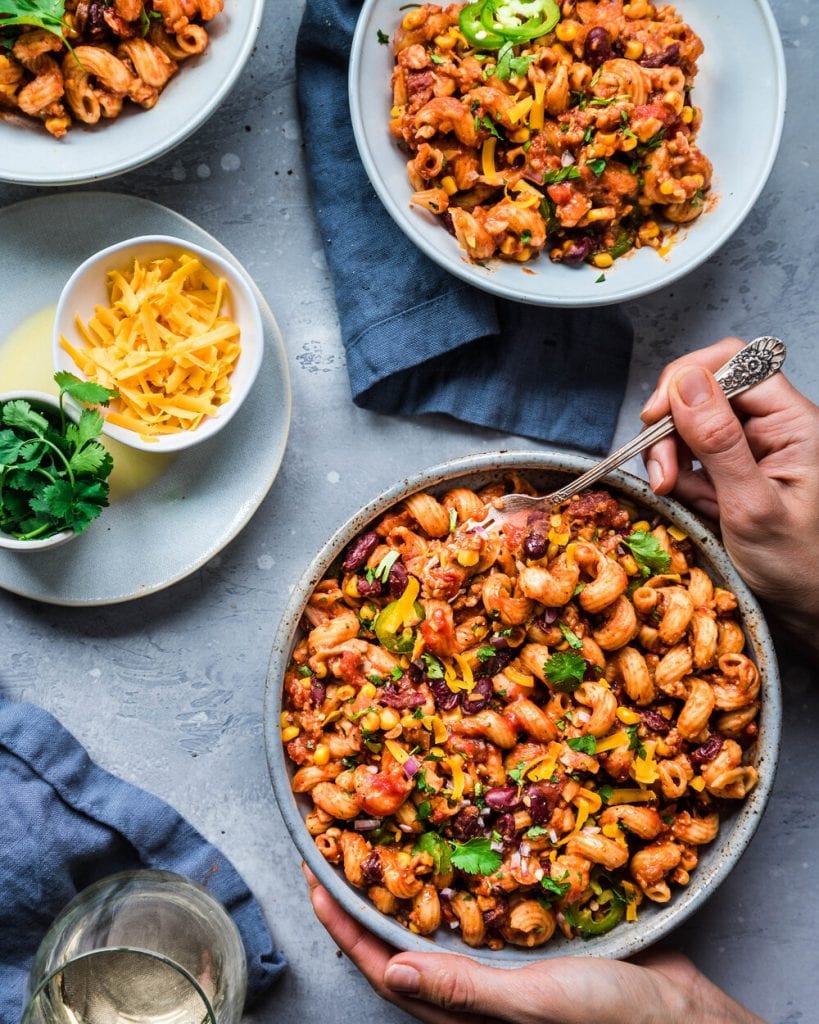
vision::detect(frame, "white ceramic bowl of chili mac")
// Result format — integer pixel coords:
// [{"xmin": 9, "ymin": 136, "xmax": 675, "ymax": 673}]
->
[
  {"xmin": 52, "ymin": 234, "xmax": 264, "ymax": 454},
  {"xmin": 264, "ymin": 450, "xmax": 780, "ymax": 963}
]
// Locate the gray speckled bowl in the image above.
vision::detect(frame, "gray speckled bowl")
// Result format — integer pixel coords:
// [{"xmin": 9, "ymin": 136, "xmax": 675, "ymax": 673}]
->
[{"xmin": 264, "ymin": 452, "xmax": 781, "ymax": 963}]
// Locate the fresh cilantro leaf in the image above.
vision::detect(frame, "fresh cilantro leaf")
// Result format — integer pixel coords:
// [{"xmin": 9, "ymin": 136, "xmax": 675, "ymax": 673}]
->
[
  {"xmin": 422, "ymin": 654, "xmax": 444, "ymax": 679},
  {"xmin": 587, "ymin": 158, "xmax": 607, "ymax": 177},
  {"xmin": 556, "ymin": 717, "xmax": 567, "ymax": 731},
  {"xmin": 0, "ymin": 429, "xmax": 24, "ymax": 464},
  {"xmin": 567, "ymin": 735, "xmax": 597, "ymax": 755},
  {"xmin": 376, "ymin": 28, "xmax": 389, "ymax": 44},
  {"xmin": 342, "ymin": 755, "xmax": 359, "ymax": 769},
  {"xmin": 598, "ymin": 784, "xmax": 614, "ymax": 805},
  {"xmin": 521, "ymin": 229, "xmax": 531, "ymax": 244},
  {"xmin": 526, "ymin": 825, "xmax": 549, "ymax": 838},
  {"xmin": 543, "ymin": 165, "xmax": 580, "ymax": 185},
  {"xmin": 374, "ymin": 549, "xmax": 400, "ymax": 582},
  {"xmin": 480, "ymin": 114, "xmax": 503, "ymax": 140},
  {"xmin": 1, "ymin": 399, "xmax": 49, "ymax": 435},
  {"xmin": 0, "ymin": 0, "xmax": 67, "ymax": 41},
  {"xmin": 541, "ymin": 876, "xmax": 570, "ymax": 898},
  {"xmin": 477, "ymin": 645, "xmax": 496, "ymax": 661},
  {"xmin": 626, "ymin": 723, "xmax": 646, "ymax": 758},
  {"xmin": 69, "ymin": 441, "xmax": 108, "ymax": 475},
  {"xmin": 558, "ymin": 623, "xmax": 583, "ymax": 649},
  {"xmin": 413, "ymin": 831, "xmax": 452, "ymax": 875},
  {"xmin": 595, "ymin": 273, "xmax": 606, "ymax": 283},
  {"xmin": 508, "ymin": 760, "xmax": 527, "ymax": 784},
  {"xmin": 417, "ymin": 800, "xmax": 432, "ymax": 821},
  {"xmin": 623, "ymin": 530, "xmax": 671, "ymax": 577},
  {"xmin": 573, "ymin": 583, "xmax": 585, "ymax": 596},
  {"xmin": 449, "ymin": 507, "xmax": 458, "ymax": 532},
  {"xmin": 53, "ymin": 371, "xmax": 117, "ymax": 407},
  {"xmin": 430, "ymin": 52, "xmax": 447, "ymax": 64},
  {"xmin": 543, "ymin": 651, "xmax": 586, "ymax": 692},
  {"xmin": 297, "ymin": 665, "xmax": 312, "ymax": 677},
  {"xmin": 449, "ymin": 837, "xmax": 502, "ymax": 876},
  {"xmin": 391, "ymin": 666, "xmax": 403, "ymax": 681},
  {"xmin": 412, "ymin": 708, "xmax": 424, "ymax": 719},
  {"xmin": 415, "ymin": 769, "xmax": 434, "ymax": 794}
]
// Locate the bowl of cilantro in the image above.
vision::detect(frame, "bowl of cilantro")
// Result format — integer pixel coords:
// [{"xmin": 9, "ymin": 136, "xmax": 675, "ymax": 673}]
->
[
  {"xmin": 264, "ymin": 450, "xmax": 780, "ymax": 962},
  {"xmin": 0, "ymin": 373, "xmax": 117, "ymax": 550}
]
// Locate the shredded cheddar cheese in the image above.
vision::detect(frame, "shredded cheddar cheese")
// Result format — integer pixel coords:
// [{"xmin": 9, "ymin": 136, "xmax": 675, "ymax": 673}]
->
[
  {"xmin": 595, "ymin": 730, "xmax": 631, "ymax": 753},
  {"xmin": 61, "ymin": 253, "xmax": 241, "ymax": 442}
]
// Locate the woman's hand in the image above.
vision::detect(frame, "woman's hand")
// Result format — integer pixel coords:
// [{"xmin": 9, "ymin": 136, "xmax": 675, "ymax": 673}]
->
[
  {"xmin": 640, "ymin": 336, "xmax": 819, "ymax": 657},
  {"xmin": 305, "ymin": 869, "xmax": 763, "ymax": 1024}
]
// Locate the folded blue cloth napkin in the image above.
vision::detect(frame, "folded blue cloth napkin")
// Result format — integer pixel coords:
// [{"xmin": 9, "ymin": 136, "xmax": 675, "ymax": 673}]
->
[
  {"xmin": 0, "ymin": 696, "xmax": 285, "ymax": 1023},
  {"xmin": 296, "ymin": 0, "xmax": 634, "ymax": 456}
]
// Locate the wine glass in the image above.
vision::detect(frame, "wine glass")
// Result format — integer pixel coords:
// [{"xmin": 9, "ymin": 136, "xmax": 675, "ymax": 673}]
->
[{"xmin": 22, "ymin": 869, "xmax": 247, "ymax": 1024}]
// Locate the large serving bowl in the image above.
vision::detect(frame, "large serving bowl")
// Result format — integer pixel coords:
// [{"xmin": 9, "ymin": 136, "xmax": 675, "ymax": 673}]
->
[
  {"xmin": 0, "ymin": 0, "xmax": 265, "ymax": 186},
  {"xmin": 265, "ymin": 451, "xmax": 780, "ymax": 963},
  {"xmin": 349, "ymin": 0, "xmax": 786, "ymax": 307}
]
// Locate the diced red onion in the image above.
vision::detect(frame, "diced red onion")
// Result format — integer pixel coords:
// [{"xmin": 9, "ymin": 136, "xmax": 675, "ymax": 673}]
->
[
  {"xmin": 403, "ymin": 756, "xmax": 420, "ymax": 779},
  {"xmin": 534, "ymin": 866, "xmax": 544, "ymax": 881},
  {"xmin": 519, "ymin": 841, "xmax": 531, "ymax": 857},
  {"xmin": 490, "ymin": 840, "xmax": 504, "ymax": 854},
  {"xmin": 353, "ymin": 818, "xmax": 380, "ymax": 831},
  {"xmin": 576, "ymin": 711, "xmax": 591, "ymax": 723},
  {"xmin": 440, "ymin": 887, "xmax": 456, "ymax": 899},
  {"xmin": 449, "ymin": 920, "xmax": 459, "ymax": 929},
  {"xmin": 549, "ymin": 829, "xmax": 559, "ymax": 844},
  {"xmin": 541, "ymin": 607, "xmax": 559, "ymax": 624},
  {"xmin": 398, "ymin": 823, "xmax": 414, "ymax": 833},
  {"xmin": 561, "ymin": 151, "xmax": 575, "ymax": 167},
  {"xmin": 510, "ymin": 851, "xmax": 521, "ymax": 870}
]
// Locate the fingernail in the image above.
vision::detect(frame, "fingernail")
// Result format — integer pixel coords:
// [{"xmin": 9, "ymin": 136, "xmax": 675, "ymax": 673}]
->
[
  {"xmin": 674, "ymin": 366, "xmax": 712, "ymax": 407},
  {"xmin": 640, "ymin": 390, "xmax": 658, "ymax": 420},
  {"xmin": 385, "ymin": 964, "xmax": 421, "ymax": 994},
  {"xmin": 646, "ymin": 459, "xmax": 664, "ymax": 492}
]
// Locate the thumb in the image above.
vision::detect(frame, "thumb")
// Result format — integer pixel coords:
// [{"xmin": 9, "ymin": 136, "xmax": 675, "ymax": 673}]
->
[
  {"xmin": 384, "ymin": 952, "xmax": 540, "ymax": 1023},
  {"xmin": 668, "ymin": 365, "xmax": 775, "ymax": 521}
]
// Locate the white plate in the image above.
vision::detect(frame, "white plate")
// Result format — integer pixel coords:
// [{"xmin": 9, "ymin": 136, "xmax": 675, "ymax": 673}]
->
[
  {"xmin": 349, "ymin": 0, "xmax": 786, "ymax": 307},
  {"xmin": 0, "ymin": 192, "xmax": 291, "ymax": 606},
  {"xmin": 0, "ymin": 0, "xmax": 265, "ymax": 186}
]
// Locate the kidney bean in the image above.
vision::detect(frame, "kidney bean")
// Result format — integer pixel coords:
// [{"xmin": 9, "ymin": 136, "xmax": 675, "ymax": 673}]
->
[
  {"xmin": 356, "ymin": 577, "xmax": 383, "ymax": 598},
  {"xmin": 641, "ymin": 710, "xmax": 671, "ymax": 735},
  {"xmin": 562, "ymin": 237, "xmax": 595, "ymax": 266},
  {"xmin": 342, "ymin": 531, "xmax": 379, "ymax": 571},
  {"xmin": 380, "ymin": 681, "xmax": 426, "ymax": 710},
  {"xmin": 495, "ymin": 812, "xmax": 517, "ymax": 845},
  {"xmin": 523, "ymin": 532, "xmax": 549, "ymax": 560},
  {"xmin": 388, "ymin": 560, "xmax": 409, "ymax": 597},
  {"xmin": 461, "ymin": 677, "xmax": 493, "ymax": 714},
  {"xmin": 485, "ymin": 786, "xmax": 522, "ymax": 811},
  {"xmin": 428, "ymin": 676, "xmax": 460, "ymax": 711},
  {"xmin": 309, "ymin": 678, "xmax": 326, "ymax": 708},
  {"xmin": 441, "ymin": 211, "xmax": 456, "ymax": 236},
  {"xmin": 584, "ymin": 27, "xmax": 612, "ymax": 68},
  {"xmin": 361, "ymin": 850, "xmax": 383, "ymax": 884},
  {"xmin": 482, "ymin": 899, "xmax": 509, "ymax": 930},
  {"xmin": 451, "ymin": 805, "xmax": 482, "ymax": 841},
  {"xmin": 524, "ymin": 781, "xmax": 561, "ymax": 824},
  {"xmin": 690, "ymin": 734, "xmax": 724, "ymax": 764},
  {"xmin": 640, "ymin": 43, "xmax": 681, "ymax": 68}
]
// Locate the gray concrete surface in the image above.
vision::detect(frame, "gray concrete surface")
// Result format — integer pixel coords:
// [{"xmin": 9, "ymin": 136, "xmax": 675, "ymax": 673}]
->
[{"xmin": 1, "ymin": 1, "xmax": 818, "ymax": 1021}]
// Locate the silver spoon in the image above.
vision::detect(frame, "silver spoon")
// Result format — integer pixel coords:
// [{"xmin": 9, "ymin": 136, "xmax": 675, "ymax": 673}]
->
[{"xmin": 473, "ymin": 336, "xmax": 786, "ymax": 532}]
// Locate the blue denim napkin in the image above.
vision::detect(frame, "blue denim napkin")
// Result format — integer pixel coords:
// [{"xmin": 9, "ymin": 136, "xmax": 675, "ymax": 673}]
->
[
  {"xmin": 0, "ymin": 697, "xmax": 285, "ymax": 1023},
  {"xmin": 296, "ymin": 0, "xmax": 634, "ymax": 456}
]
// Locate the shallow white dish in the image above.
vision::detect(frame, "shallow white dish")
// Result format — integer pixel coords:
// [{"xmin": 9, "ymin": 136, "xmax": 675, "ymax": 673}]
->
[
  {"xmin": 349, "ymin": 0, "xmax": 786, "ymax": 307},
  {"xmin": 0, "ymin": 192, "xmax": 291, "ymax": 606},
  {"xmin": 53, "ymin": 234, "xmax": 264, "ymax": 454},
  {"xmin": 0, "ymin": 0, "xmax": 265, "ymax": 186}
]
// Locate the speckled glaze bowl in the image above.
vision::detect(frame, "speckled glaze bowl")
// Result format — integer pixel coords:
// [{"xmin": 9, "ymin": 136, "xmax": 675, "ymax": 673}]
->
[{"xmin": 264, "ymin": 451, "xmax": 781, "ymax": 963}]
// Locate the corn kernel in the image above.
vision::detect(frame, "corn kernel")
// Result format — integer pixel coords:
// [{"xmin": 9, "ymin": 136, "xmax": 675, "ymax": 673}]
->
[
  {"xmin": 343, "ymin": 576, "xmax": 360, "ymax": 598},
  {"xmin": 690, "ymin": 776, "xmax": 706, "ymax": 792},
  {"xmin": 280, "ymin": 711, "xmax": 292, "ymax": 728},
  {"xmin": 555, "ymin": 21, "xmax": 577, "ymax": 42},
  {"xmin": 361, "ymin": 711, "xmax": 381, "ymax": 732},
  {"xmin": 430, "ymin": 746, "xmax": 446, "ymax": 758},
  {"xmin": 621, "ymin": 135, "xmax": 638, "ymax": 152},
  {"xmin": 313, "ymin": 744, "xmax": 330, "ymax": 766},
  {"xmin": 400, "ymin": 655, "xmax": 410, "ymax": 668},
  {"xmin": 360, "ymin": 682, "xmax": 378, "ymax": 700},
  {"xmin": 380, "ymin": 708, "xmax": 400, "ymax": 731},
  {"xmin": 457, "ymin": 549, "xmax": 480, "ymax": 567},
  {"xmin": 617, "ymin": 707, "xmax": 641, "ymax": 725},
  {"xmin": 690, "ymin": 174, "xmax": 705, "ymax": 189},
  {"xmin": 440, "ymin": 175, "xmax": 458, "ymax": 195},
  {"xmin": 402, "ymin": 9, "xmax": 425, "ymax": 29},
  {"xmin": 624, "ymin": 39, "xmax": 644, "ymax": 60},
  {"xmin": 602, "ymin": 823, "xmax": 621, "ymax": 839},
  {"xmin": 314, "ymin": 661, "xmax": 328, "ymax": 679},
  {"xmin": 281, "ymin": 726, "xmax": 300, "ymax": 742},
  {"xmin": 389, "ymin": 105, "xmax": 405, "ymax": 118},
  {"xmin": 659, "ymin": 179, "xmax": 676, "ymax": 196},
  {"xmin": 507, "ymin": 127, "xmax": 531, "ymax": 143},
  {"xmin": 336, "ymin": 684, "xmax": 356, "ymax": 702},
  {"xmin": 398, "ymin": 852, "xmax": 412, "ymax": 868},
  {"xmin": 547, "ymin": 541, "xmax": 559, "ymax": 559},
  {"xmin": 597, "ymin": 132, "xmax": 617, "ymax": 147},
  {"xmin": 621, "ymin": 553, "xmax": 640, "ymax": 576},
  {"xmin": 668, "ymin": 526, "xmax": 688, "ymax": 541},
  {"xmin": 400, "ymin": 715, "xmax": 415, "ymax": 729},
  {"xmin": 681, "ymin": 105, "xmax": 694, "ymax": 124},
  {"xmin": 585, "ymin": 207, "xmax": 616, "ymax": 223},
  {"xmin": 592, "ymin": 252, "xmax": 613, "ymax": 269}
]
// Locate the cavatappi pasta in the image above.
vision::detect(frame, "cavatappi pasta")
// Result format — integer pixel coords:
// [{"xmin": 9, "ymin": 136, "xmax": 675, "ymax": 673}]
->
[
  {"xmin": 388, "ymin": 0, "xmax": 712, "ymax": 270},
  {"xmin": 0, "ymin": 1, "xmax": 223, "ymax": 137},
  {"xmin": 283, "ymin": 480, "xmax": 761, "ymax": 949}
]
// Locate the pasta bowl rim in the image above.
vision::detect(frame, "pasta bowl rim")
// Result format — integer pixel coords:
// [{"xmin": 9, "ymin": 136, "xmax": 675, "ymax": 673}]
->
[
  {"xmin": 0, "ymin": 390, "xmax": 80, "ymax": 551},
  {"xmin": 264, "ymin": 451, "xmax": 781, "ymax": 963},
  {"xmin": 51, "ymin": 234, "xmax": 265, "ymax": 454}
]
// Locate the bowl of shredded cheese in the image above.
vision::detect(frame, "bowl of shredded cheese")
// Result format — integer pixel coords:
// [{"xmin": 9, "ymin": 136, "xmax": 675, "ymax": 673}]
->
[{"xmin": 52, "ymin": 236, "xmax": 264, "ymax": 453}]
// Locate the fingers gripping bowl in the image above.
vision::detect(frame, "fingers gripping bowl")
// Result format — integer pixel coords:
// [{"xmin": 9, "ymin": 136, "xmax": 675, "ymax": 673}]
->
[{"xmin": 265, "ymin": 452, "xmax": 780, "ymax": 962}]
